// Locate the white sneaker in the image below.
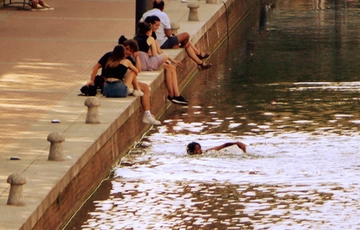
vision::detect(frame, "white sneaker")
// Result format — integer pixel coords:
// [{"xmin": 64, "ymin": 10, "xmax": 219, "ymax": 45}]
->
[
  {"xmin": 32, "ymin": 4, "xmax": 43, "ymax": 8},
  {"xmin": 42, "ymin": 3, "xmax": 50, "ymax": 7},
  {"xmin": 142, "ymin": 114, "xmax": 161, "ymax": 125},
  {"xmin": 127, "ymin": 88, "xmax": 134, "ymax": 95},
  {"xmin": 181, "ymin": 0, "xmax": 187, "ymax": 2},
  {"xmin": 132, "ymin": 89, "xmax": 144, "ymax": 97}
]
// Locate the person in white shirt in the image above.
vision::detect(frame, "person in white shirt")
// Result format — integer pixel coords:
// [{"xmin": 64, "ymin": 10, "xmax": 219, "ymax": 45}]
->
[{"xmin": 141, "ymin": 0, "xmax": 212, "ymax": 71}]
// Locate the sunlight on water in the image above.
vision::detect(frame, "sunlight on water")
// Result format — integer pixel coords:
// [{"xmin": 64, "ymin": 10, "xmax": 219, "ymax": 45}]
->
[{"xmin": 81, "ymin": 131, "xmax": 360, "ymax": 229}]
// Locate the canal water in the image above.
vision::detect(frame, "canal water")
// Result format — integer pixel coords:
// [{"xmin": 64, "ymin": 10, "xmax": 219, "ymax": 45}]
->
[{"xmin": 65, "ymin": 0, "xmax": 360, "ymax": 229}]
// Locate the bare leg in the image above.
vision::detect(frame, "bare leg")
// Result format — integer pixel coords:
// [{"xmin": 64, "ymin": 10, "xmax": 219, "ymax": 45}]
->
[
  {"xmin": 175, "ymin": 33, "xmax": 205, "ymax": 64},
  {"xmin": 31, "ymin": 0, "xmax": 38, "ymax": 7},
  {"xmin": 123, "ymin": 73, "xmax": 158, "ymax": 123},
  {"xmin": 184, "ymin": 43, "xmax": 203, "ymax": 64},
  {"xmin": 176, "ymin": 33, "xmax": 206, "ymax": 57},
  {"xmin": 124, "ymin": 75, "xmax": 151, "ymax": 111},
  {"xmin": 163, "ymin": 63, "xmax": 181, "ymax": 97},
  {"xmin": 163, "ymin": 63, "xmax": 175, "ymax": 97},
  {"xmin": 175, "ymin": 32, "xmax": 190, "ymax": 47},
  {"xmin": 138, "ymin": 82, "xmax": 150, "ymax": 111},
  {"xmin": 187, "ymin": 41, "xmax": 202, "ymax": 56},
  {"xmin": 122, "ymin": 71, "xmax": 133, "ymax": 88},
  {"xmin": 123, "ymin": 71, "xmax": 141, "ymax": 91},
  {"xmin": 170, "ymin": 65, "xmax": 180, "ymax": 97},
  {"xmin": 138, "ymin": 82, "xmax": 160, "ymax": 125}
]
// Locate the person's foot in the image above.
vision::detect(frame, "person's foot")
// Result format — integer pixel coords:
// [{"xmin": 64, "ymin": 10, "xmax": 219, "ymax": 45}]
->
[
  {"xmin": 127, "ymin": 88, "xmax": 134, "ymax": 95},
  {"xmin": 181, "ymin": 0, "xmax": 188, "ymax": 2},
  {"xmin": 132, "ymin": 89, "xmax": 144, "ymax": 97},
  {"xmin": 197, "ymin": 62, "xmax": 212, "ymax": 71},
  {"xmin": 171, "ymin": 95, "xmax": 188, "ymax": 105},
  {"xmin": 32, "ymin": 4, "xmax": 43, "ymax": 9},
  {"xmin": 142, "ymin": 114, "xmax": 161, "ymax": 125},
  {"xmin": 196, "ymin": 52, "xmax": 210, "ymax": 60},
  {"xmin": 31, "ymin": 3, "xmax": 53, "ymax": 10},
  {"xmin": 41, "ymin": 3, "xmax": 51, "ymax": 8}
]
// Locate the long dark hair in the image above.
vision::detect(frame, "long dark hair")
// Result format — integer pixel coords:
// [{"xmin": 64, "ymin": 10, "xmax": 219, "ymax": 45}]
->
[
  {"xmin": 123, "ymin": 39, "xmax": 139, "ymax": 52},
  {"xmin": 137, "ymin": 22, "xmax": 152, "ymax": 36},
  {"xmin": 145, "ymin": 15, "xmax": 160, "ymax": 25},
  {"xmin": 106, "ymin": 45, "xmax": 126, "ymax": 69}
]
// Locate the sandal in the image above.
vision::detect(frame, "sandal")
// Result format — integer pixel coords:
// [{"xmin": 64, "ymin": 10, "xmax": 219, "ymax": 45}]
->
[
  {"xmin": 196, "ymin": 52, "xmax": 210, "ymax": 60},
  {"xmin": 197, "ymin": 62, "xmax": 212, "ymax": 71}
]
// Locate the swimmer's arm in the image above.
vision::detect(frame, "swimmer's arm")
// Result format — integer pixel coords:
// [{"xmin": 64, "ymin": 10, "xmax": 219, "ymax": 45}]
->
[{"xmin": 206, "ymin": 142, "xmax": 246, "ymax": 153}]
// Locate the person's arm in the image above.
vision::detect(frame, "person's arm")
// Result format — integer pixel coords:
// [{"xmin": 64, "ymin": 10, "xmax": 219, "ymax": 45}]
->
[
  {"xmin": 155, "ymin": 40, "xmax": 164, "ymax": 54},
  {"xmin": 206, "ymin": 142, "xmax": 246, "ymax": 153},
  {"xmin": 148, "ymin": 37, "xmax": 161, "ymax": 56},
  {"xmin": 125, "ymin": 59, "xmax": 139, "ymax": 75},
  {"xmin": 132, "ymin": 52, "xmax": 142, "ymax": 72},
  {"xmin": 167, "ymin": 57, "xmax": 183, "ymax": 67},
  {"xmin": 162, "ymin": 14, "xmax": 173, "ymax": 37},
  {"xmin": 164, "ymin": 28, "xmax": 172, "ymax": 37},
  {"xmin": 87, "ymin": 63, "xmax": 102, "ymax": 86},
  {"xmin": 151, "ymin": 37, "xmax": 183, "ymax": 67}
]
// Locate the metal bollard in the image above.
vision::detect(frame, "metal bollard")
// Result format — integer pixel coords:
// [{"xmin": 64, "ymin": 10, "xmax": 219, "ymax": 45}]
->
[
  {"xmin": 47, "ymin": 132, "xmax": 65, "ymax": 161},
  {"xmin": 187, "ymin": 2, "xmax": 200, "ymax": 21},
  {"xmin": 170, "ymin": 22, "xmax": 180, "ymax": 35},
  {"xmin": 84, "ymin": 97, "xmax": 100, "ymax": 124},
  {"xmin": 7, "ymin": 173, "xmax": 26, "ymax": 206}
]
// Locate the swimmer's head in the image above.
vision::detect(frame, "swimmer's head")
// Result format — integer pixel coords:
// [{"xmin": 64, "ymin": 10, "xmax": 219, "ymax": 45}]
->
[{"xmin": 187, "ymin": 142, "xmax": 202, "ymax": 155}]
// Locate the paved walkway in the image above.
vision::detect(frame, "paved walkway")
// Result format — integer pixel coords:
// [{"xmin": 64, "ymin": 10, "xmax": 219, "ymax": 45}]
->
[
  {"xmin": 0, "ymin": 0, "xmax": 228, "ymax": 228},
  {"xmin": 0, "ymin": 0, "xmax": 161, "ymax": 153}
]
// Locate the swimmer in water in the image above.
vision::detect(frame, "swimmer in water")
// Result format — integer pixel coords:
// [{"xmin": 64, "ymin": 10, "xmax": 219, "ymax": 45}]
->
[{"xmin": 186, "ymin": 141, "xmax": 246, "ymax": 155}]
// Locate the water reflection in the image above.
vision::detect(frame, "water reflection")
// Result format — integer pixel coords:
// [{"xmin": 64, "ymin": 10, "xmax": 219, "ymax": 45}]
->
[{"xmin": 65, "ymin": 1, "xmax": 360, "ymax": 229}]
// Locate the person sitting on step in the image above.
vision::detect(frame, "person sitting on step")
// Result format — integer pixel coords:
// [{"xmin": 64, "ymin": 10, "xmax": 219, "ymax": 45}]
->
[
  {"xmin": 141, "ymin": 2, "xmax": 212, "ymax": 71},
  {"xmin": 87, "ymin": 44, "xmax": 161, "ymax": 125},
  {"xmin": 133, "ymin": 22, "xmax": 188, "ymax": 105}
]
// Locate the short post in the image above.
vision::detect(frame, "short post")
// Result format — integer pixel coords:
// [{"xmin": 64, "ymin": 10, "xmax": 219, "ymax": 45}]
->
[
  {"xmin": 84, "ymin": 97, "xmax": 101, "ymax": 124},
  {"xmin": 187, "ymin": 2, "xmax": 200, "ymax": 21},
  {"xmin": 7, "ymin": 173, "xmax": 26, "ymax": 206},
  {"xmin": 47, "ymin": 132, "xmax": 65, "ymax": 161},
  {"xmin": 170, "ymin": 22, "xmax": 180, "ymax": 35}
]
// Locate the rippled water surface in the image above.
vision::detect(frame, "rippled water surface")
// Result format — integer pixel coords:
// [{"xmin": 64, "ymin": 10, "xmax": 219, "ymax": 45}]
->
[{"xmin": 65, "ymin": 1, "xmax": 360, "ymax": 229}]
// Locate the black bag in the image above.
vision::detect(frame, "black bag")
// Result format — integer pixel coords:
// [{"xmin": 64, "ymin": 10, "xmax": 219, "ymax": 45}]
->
[
  {"xmin": 94, "ymin": 75, "xmax": 105, "ymax": 93},
  {"xmin": 80, "ymin": 84, "xmax": 97, "ymax": 96},
  {"xmin": 79, "ymin": 75, "xmax": 105, "ymax": 96}
]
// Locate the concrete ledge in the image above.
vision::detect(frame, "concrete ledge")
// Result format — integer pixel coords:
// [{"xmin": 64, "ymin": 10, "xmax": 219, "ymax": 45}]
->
[{"xmin": 0, "ymin": 0, "xmax": 261, "ymax": 229}]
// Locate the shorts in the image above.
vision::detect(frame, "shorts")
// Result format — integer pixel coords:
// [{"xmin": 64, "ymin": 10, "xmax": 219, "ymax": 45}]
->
[
  {"xmin": 103, "ymin": 80, "xmax": 128, "ymax": 98},
  {"xmin": 138, "ymin": 51, "xmax": 165, "ymax": 71},
  {"xmin": 160, "ymin": 36, "xmax": 179, "ymax": 49}
]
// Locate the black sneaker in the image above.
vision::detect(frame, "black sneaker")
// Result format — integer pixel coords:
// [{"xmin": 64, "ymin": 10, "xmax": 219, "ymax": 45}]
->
[
  {"xmin": 171, "ymin": 95, "xmax": 188, "ymax": 105},
  {"xmin": 167, "ymin": 95, "xmax": 173, "ymax": 101}
]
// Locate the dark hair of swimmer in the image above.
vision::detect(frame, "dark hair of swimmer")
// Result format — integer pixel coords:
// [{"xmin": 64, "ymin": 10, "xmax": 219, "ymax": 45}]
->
[{"xmin": 187, "ymin": 142, "xmax": 202, "ymax": 155}]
